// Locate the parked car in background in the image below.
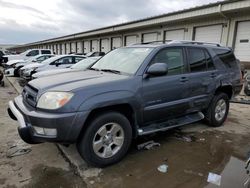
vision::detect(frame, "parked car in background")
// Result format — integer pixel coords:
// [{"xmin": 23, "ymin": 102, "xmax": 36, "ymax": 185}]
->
[
  {"xmin": 0, "ymin": 50, "xmax": 5, "ymax": 66},
  {"xmin": 8, "ymin": 41, "xmax": 242, "ymax": 167},
  {"xmin": 32, "ymin": 56, "xmax": 101, "ymax": 79},
  {"xmin": 244, "ymin": 73, "xmax": 250, "ymax": 96},
  {"xmin": 3, "ymin": 49, "xmax": 52, "ymax": 63},
  {"xmin": 85, "ymin": 51, "xmax": 105, "ymax": 57},
  {"xmin": 4, "ymin": 54, "xmax": 54, "ymax": 77},
  {"xmin": 20, "ymin": 55, "xmax": 85, "ymax": 80}
]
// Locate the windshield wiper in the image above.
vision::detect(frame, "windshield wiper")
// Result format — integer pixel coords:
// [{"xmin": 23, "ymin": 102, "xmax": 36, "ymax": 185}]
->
[
  {"xmin": 100, "ymin": 69, "xmax": 121, "ymax": 74},
  {"xmin": 88, "ymin": 67, "xmax": 100, "ymax": 71}
]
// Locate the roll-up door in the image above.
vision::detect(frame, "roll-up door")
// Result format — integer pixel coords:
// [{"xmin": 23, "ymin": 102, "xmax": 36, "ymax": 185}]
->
[
  {"xmin": 91, "ymin": 40, "xmax": 99, "ymax": 52},
  {"xmin": 194, "ymin": 25, "xmax": 223, "ymax": 43},
  {"xmin": 77, "ymin": 41, "xmax": 83, "ymax": 53},
  {"xmin": 100, "ymin": 39, "xmax": 109, "ymax": 53},
  {"xmin": 66, "ymin": 43, "xmax": 71, "ymax": 54},
  {"xmin": 71, "ymin": 42, "xmax": 76, "ymax": 53},
  {"xmin": 125, "ymin": 35, "xmax": 137, "ymax": 46},
  {"xmin": 111, "ymin": 37, "xmax": 122, "ymax": 49},
  {"xmin": 142, "ymin": 32, "xmax": 158, "ymax": 43},
  {"xmin": 83, "ymin": 41, "xmax": 90, "ymax": 53},
  {"xmin": 165, "ymin": 29, "xmax": 185, "ymax": 41},
  {"xmin": 234, "ymin": 21, "xmax": 250, "ymax": 62}
]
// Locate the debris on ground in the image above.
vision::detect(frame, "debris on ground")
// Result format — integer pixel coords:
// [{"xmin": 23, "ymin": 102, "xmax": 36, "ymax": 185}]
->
[
  {"xmin": 207, "ymin": 172, "xmax": 222, "ymax": 186},
  {"xmin": 157, "ymin": 164, "xmax": 168, "ymax": 173},
  {"xmin": 184, "ymin": 169, "xmax": 204, "ymax": 177},
  {"xmin": 137, "ymin": 140, "xmax": 160, "ymax": 150},
  {"xmin": 173, "ymin": 133, "xmax": 196, "ymax": 142},
  {"xmin": 7, "ymin": 148, "xmax": 32, "ymax": 158}
]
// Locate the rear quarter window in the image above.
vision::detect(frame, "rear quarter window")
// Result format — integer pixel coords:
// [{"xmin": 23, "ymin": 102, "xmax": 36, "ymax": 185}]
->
[{"xmin": 213, "ymin": 48, "xmax": 237, "ymax": 68}]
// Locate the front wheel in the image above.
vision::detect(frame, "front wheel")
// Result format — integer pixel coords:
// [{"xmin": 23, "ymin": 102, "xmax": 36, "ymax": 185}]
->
[
  {"xmin": 77, "ymin": 112, "xmax": 132, "ymax": 167},
  {"xmin": 204, "ymin": 93, "xmax": 229, "ymax": 127}
]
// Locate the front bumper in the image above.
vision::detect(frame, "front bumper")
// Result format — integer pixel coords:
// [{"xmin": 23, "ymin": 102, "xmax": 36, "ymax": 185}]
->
[
  {"xmin": 20, "ymin": 69, "xmax": 33, "ymax": 80},
  {"xmin": 8, "ymin": 95, "xmax": 89, "ymax": 144}
]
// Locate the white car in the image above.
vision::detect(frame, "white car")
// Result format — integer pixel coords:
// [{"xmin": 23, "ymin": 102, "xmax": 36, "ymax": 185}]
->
[
  {"xmin": 32, "ymin": 56, "xmax": 101, "ymax": 79},
  {"xmin": 3, "ymin": 49, "xmax": 53, "ymax": 62},
  {"xmin": 4, "ymin": 54, "xmax": 54, "ymax": 77},
  {"xmin": 20, "ymin": 55, "xmax": 85, "ymax": 80}
]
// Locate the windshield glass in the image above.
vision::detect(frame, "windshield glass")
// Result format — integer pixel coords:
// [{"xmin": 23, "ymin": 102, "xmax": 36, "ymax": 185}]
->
[
  {"xmin": 41, "ymin": 55, "xmax": 62, "ymax": 64},
  {"xmin": 92, "ymin": 47, "xmax": 153, "ymax": 74},
  {"xmin": 71, "ymin": 58, "xmax": 98, "ymax": 70}
]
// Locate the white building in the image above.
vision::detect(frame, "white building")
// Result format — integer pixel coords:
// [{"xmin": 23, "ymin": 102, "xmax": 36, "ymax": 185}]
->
[{"xmin": 9, "ymin": 0, "xmax": 250, "ymax": 67}]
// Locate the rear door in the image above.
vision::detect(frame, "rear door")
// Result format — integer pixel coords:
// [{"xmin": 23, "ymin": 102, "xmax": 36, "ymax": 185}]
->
[
  {"xmin": 186, "ymin": 47, "xmax": 217, "ymax": 110},
  {"xmin": 142, "ymin": 47, "xmax": 190, "ymax": 124}
]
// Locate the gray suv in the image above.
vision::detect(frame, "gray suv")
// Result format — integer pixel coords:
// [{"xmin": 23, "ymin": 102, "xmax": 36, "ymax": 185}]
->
[{"xmin": 8, "ymin": 41, "xmax": 243, "ymax": 167}]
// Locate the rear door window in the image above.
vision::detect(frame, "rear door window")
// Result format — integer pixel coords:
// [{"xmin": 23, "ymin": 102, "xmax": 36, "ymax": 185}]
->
[
  {"xmin": 41, "ymin": 50, "xmax": 51, "ymax": 54},
  {"xmin": 56, "ymin": 57, "xmax": 73, "ymax": 65},
  {"xmin": 75, "ymin": 57, "xmax": 85, "ymax": 63},
  {"xmin": 188, "ymin": 48, "xmax": 207, "ymax": 72}
]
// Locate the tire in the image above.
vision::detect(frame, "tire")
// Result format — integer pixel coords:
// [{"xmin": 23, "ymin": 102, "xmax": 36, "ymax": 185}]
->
[
  {"xmin": 204, "ymin": 93, "xmax": 229, "ymax": 127},
  {"xmin": 14, "ymin": 66, "xmax": 22, "ymax": 77},
  {"xmin": 77, "ymin": 112, "xmax": 132, "ymax": 167}
]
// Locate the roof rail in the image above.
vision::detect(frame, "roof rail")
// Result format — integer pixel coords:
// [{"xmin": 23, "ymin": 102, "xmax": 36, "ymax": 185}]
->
[
  {"xmin": 132, "ymin": 40, "xmax": 222, "ymax": 47},
  {"xmin": 167, "ymin": 40, "xmax": 222, "ymax": 47}
]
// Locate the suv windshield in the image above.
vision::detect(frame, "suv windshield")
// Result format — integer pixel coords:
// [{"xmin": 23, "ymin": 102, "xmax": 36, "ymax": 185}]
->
[{"xmin": 92, "ymin": 47, "xmax": 153, "ymax": 75}]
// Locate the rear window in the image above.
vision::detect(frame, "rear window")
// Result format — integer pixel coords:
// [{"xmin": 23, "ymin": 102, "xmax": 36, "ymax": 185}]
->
[
  {"xmin": 41, "ymin": 50, "xmax": 51, "ymax": 54},
  {"xmin": 213, "ymin": 48, "xmax": 236, "ymax": 68}
]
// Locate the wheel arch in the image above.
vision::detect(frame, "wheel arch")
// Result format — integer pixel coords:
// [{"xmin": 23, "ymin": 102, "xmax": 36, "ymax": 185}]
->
[{"xmin": 77, "ymin": 103, "xmax": 138, "ymax": 142}]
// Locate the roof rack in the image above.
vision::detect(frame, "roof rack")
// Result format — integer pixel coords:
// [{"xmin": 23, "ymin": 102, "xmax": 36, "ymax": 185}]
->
[
  {"xmin": 167, "ymin": 40, "xmax": 222, "ymax": 47},
  {"xmin": 132, "ymin": 40, "xmax": 222, "ymax": 47}
]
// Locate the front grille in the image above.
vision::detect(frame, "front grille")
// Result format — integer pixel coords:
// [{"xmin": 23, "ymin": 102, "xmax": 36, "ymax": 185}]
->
[{"xmin": 22, "ymin": 84, "xmax": 38, "ymax": 107}]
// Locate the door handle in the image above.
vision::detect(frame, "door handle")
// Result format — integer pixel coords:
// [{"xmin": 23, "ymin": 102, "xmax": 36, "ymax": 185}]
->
[
  {"xmin": 180, "ymin": 77, "xmax": 188, "ymax": 82},
  {"xmin": 210, "ymin": 73, "xmax": 216, "ymax": 78}
]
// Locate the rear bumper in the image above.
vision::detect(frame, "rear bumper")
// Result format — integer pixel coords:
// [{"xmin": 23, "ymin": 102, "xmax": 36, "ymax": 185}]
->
[
  {"xmin": 233, "ymin": 83, "xmax": 243, "ymax": 97},
  {"xmin": 8, "ymin": 95, "xmax": 89, "ymax": 144}
]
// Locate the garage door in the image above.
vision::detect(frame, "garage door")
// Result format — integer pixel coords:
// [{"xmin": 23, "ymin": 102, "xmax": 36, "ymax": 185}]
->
[
  {"xmin": 194, "ymin": 25, "xmax": 223, "ymax": 43},
  {"xmin": 66, "ymin": 43, "xmax": 71, "ymax": 54},
  {"xmin": 100, "ymin": 39, "xmax": 109, "ymax": 53},
  {"xmin": 71, "ymin": 42, "xmax": 76, "ymax": 53},
  {"xmin": 62, "ymin": 44, "xmax": 66, "ymax": 54},
  {"xmin": 91, "ymin": 40, "xmax": 99, "ymax": 52},
  {"xmin": 77, "ymin": 41, "xmax": 83, "ymax": 53},
  {"xmin": 125, "ymin": 35, "xmax": 137, "ymax": 46},
  {"xmin": 165, "ymin": 29, "xmax": 185, "ymax": 41},
  {"xmin": 111, "ymin": 37, "xmax": 122, "ymax": 49},
  {"xmin": 142, "ymin": 32, "xmax": 158, "ymax": 43},
  {"xmin": 57, "ymin": 44, "xmax": 60, "ymax": 54},
  {"xmin": 234, "ymin": 21, "xmax": 250, "ymax": 62},
  {"xmin": 83, "ymin": 41, "xmax": 90, "ymax": 53}
]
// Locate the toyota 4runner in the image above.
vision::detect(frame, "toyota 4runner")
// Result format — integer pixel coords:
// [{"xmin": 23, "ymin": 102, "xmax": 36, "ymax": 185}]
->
[{"xmin": 8, "ymin": 41, "xmax": 243, "ymax": 167}]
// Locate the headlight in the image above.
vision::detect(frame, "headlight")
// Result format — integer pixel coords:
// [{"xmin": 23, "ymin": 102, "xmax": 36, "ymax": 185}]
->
[{"xmin": 37, "ymin": 92, "xmax": 74, "ymax": 109}]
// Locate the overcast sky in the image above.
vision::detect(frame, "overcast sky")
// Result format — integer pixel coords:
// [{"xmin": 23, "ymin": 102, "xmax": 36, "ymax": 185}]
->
[{"xmin": 0, "ymin": 0, "xmax": 222, "ymax": 44}]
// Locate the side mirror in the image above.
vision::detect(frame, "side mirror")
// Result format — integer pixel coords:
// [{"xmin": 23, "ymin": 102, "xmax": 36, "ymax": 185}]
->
[
  {"xmin": 55, "ymin": 63, "xmax": 59, "ymax": 67},
  {"xmin": 146, "ymin": 63, "xmax": 168, "ymax": 77}
]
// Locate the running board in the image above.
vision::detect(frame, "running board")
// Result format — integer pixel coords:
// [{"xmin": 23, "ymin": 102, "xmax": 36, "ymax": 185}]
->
[{"xmin": 138, "ymin": 112, "xmax": 204, "ymax": 136}]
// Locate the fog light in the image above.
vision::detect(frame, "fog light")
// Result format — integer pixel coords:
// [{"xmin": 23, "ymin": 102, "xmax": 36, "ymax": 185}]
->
[{"xmin": 33, "ymin": 126, "xmax": 57, "ymax": 136}]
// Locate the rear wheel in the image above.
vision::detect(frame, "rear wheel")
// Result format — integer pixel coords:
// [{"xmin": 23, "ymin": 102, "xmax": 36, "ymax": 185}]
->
[
  {"xmin": 204, "ymin": 93, "xmax": 229, "ymax": 127},
  {"xmin": 77, "ymin": 112, "xmax": 132, "ymax": 167}
]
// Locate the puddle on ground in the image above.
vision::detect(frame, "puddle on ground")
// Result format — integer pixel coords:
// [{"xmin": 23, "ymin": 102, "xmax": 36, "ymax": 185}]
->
[
  {"xmin": 23, "ymin": 165, "xmax": 86, "ymax": 188},
  {"xmin": 90, "ymin": 130, "xmax": 250, "ymax": 188}
]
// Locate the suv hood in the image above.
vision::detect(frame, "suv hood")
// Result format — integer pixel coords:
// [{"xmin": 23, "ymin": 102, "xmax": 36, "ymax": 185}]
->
[
  {"xmin": 32, "ymin": 68, "xmax": 72, "ymax": 78},
  {"xmin": 29, "ymin": 70, "xmax": 129, "ymax": 92}
]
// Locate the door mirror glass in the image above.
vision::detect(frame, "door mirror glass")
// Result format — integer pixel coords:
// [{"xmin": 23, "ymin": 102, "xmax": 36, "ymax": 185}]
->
[{"xmin": 146, "ymin": 63, "xmax": 168, "ymax": 76}]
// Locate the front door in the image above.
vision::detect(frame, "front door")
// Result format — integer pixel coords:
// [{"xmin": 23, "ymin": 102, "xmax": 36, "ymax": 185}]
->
[{"xmin": 142, "ymin": 47, "xmax": 190, "ymax": 124}]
